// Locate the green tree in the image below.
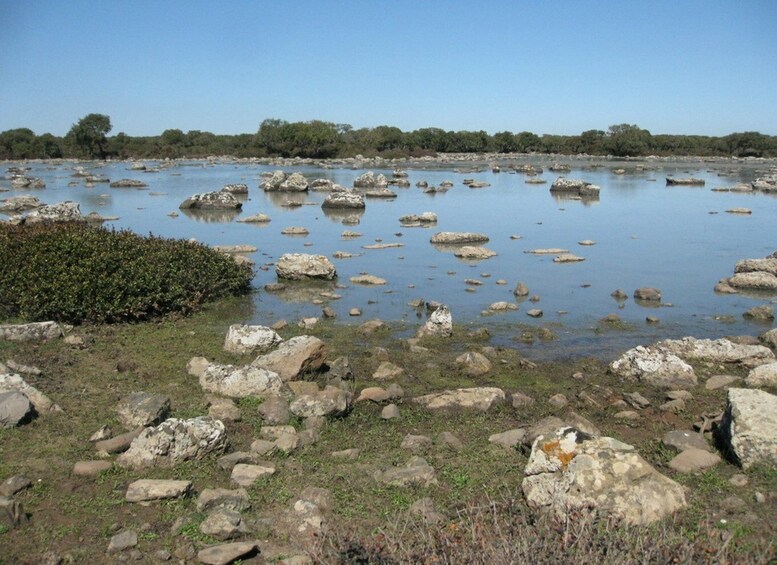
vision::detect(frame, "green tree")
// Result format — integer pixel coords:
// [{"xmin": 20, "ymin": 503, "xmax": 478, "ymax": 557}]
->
[
  {"xmin": 493, "ymin": 131, "xmax": 518, "ymax": 153},
  {"xmin": 67, "ymin": 113, "xmax": 112, "ymax": 158},
  {"xmin": 605, "ymin": 124, "xmax": 652, "ymax": 157},
  {"xmin": 515, "ymin": 131, "xmax": 541, "ymax": 152}
]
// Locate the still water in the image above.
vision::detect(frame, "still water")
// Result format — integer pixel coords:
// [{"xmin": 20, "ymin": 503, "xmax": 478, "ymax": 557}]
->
[{"xmin": 3, "ymin": 159, "xmax": 776, "ymax": 360}]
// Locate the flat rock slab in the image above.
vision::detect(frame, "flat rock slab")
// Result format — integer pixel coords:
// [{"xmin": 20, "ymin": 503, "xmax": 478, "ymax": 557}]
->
[
  {"xmin": 72, "ymin": 460, "xmax": 112, "ymax": 477},
  {"xmin": 196, "ymin": 488, "xmax": 251, "ymax": 513},
  {"xmin": 231, "ymin": 463, "xmax": 276, "ymax": 487},
  {"xmin": 553, "ymin": 253, "xmax": 585, "ymax": 263},
  {"xmin": 0, "ymin": 321, "xmax": 63, "ymax": 342},
  {"xmin": 374, "ymin": 456, "xmax": 438, "ymax": 487},
  {"xmin": 251, "ymin": 335, "xmax": 327, "ymax": 382},
  {"xmin": 125, "ymin": 479, "xmax": 192, "ymax": 502},
  {"xmin": 430, "ymin": 232, "xmax": 489, "ymax": 244},
  {"xmin": 662, "ymin": 430, "xmax": 710, "ymax": 453},
  {"xmin": 525, "ymin": 248, "xmax": 569, "ymax": 255},
  {"xmin": 350, "ymin": 274, "xmax": 387, "ymax": 285},
  {"xmin": 668, "ymin": 448, "xmax": 721, "ymax": 473},
  {"xmin": 657, "ymin": 337, "xmax": 774, "ymax": 368},
  {"xmin": 116, "ymin": 391, "xmax": 171, "ymax": 429},
  {"xmin": 720, "ymin": 388, "xmax": 777, "ymax": 469},
  {"xmin": 705, "ymin": 375, "xmax": 741, "ymax": 390},
  {"xmin": 413, "ymin": 387, "xmax": 505, "ymax": 412},
  {"xmin": 197, "ymin": 541, "xmax": 259, "ymax": 565}
]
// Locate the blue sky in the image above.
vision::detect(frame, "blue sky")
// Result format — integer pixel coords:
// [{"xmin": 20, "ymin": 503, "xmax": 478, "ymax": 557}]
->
[{"xmin": 1, "ymin": 0, "xmax": 775, "ymax": 137}]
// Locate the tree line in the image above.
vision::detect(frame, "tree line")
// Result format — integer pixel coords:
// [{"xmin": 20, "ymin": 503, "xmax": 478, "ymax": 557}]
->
[{"xmin": 2, "ymin": 114, "xmax": 776, "ymax": 161}]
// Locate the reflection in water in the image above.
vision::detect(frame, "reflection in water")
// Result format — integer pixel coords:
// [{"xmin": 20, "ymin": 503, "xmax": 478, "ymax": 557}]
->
[
  {"xmin": 266, "ymin": 280, "xmax": 339, "ymax": 304},
  {"xmin": 550, "ymin": 193, "xmax": 600, "ymax": 206},
  {"xmin": 180, "ymin": 208, "xmax": 242, "ymax": 223},
  {"xmin": 264, "ymin": 191, "xmax": 309, "ymax": 210},
  {"xmin": 321, "ymin": 207, "xmax": 366, "ymax": 224}
]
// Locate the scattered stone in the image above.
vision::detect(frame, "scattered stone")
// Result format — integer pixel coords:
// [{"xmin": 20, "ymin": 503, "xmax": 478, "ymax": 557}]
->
[
  {"xmin": 511, "ymin": 392, "xmax": 536, "ymax": 408},
  {"xmin": 197, "ymin": 542, "xmax": 258, "ymax": 565},
  {"xmin": 381, "ymin": 404, "xmax": 400, "ymax": 419},
  {"xmin": 72, "ymin": 460, "xmax": 112, "ymax": 477},
  {"xmin": 553, "ymin": 253, "xmax": 585, "ymax": 263},
  {"xmin": 745, "ymin": 362, "xmax": 777, "ymax": 387},
  {"xmin": 455, "ymin": 351, "xmax": 492, "ymax": 376},
  {"xmin": 116, "ymin": 392, "xmax": 171, "ymax": 430},
  {"xmin": 179, "ymin": 191, "xmax": 241, "ymax": 210},
  {"xmin": 705, "ymin": 375, "xmax": 741, "ymax": 390},
  {"xmin": 527, "ymin": 309, "xmax": 543, "ymax": 318},
  {"xmin": 489, "ymin": 429, "xmax": 526, "ymax": 450},
  {"xmin": 372, "ymin": 362, "xmax": 404, "ymax": 381},
  {"xmin": 417, "ymin": 305, "xmax": 453, "ymax": 338},
  {"xmin": 610, "ymin": 346, "xmax": 697, "ymax": 389},
  {"xmin": 125, "ymin": 479, "xmax": 192, "ymax": 502},
  {"xmin": 94, "ymin": 427, "xmax": 145, "ymax": 455},
  {"xmin": 657, "ymin": 337, "xmax": 774, "ymax": 368},
  {"xmin": 662, "ymin": 430, "xmax": 709, "ymax": 452},
  {"xmin": 200, "ymin": 363, "xmax": 284, "ymax": 397},
  {"xmin": 200, "ymin": 508, "xmax": 245, "ymax": 540},
  {"xmin": 107, "ymin": 530, "xmax": 138, "ymax": 554},
  {"xmin": 668, "ymin": 448, "xmax": 721, "ymax": 473},
  {"xmin": 322, "ymin": 191, "xmax": 365, "ymax": 209},
  {"xmin": 231, "ymin": 463, "xmax": 276, "ymax": 486},
  {"xmin": 719, "ymin": 388, "xmax": 777, "ymax": 469},
  {"xmin": 743, "ymin": 305, "xmax": 774, "ymax": 321},
  {"xmin": 488, "ymin": 301, "xmax": 518, "ymax": 312},
  {"xmin": 289, "ymin": 386, "xmax": 351, "ymax": 418},
  {"xmin": 223, "ymin": 324, "xmax": 282, "ymax": 355},
  {"xmin": 548, "ymin": 394, "xmax": 568, "ymax": 409},
  {"xmin": 374, "ymin": 456, "xmax": 438, "ymax": 487},
  {"xmin": 350, "ymin": 274, "xmax": 387, "ymax": 285},
  {"xmin": 438, "ymin": 431, "xmax": 463, "ymax": 450},
  {"xmin": 0, "ymin": 476, "xmax": 31, "ymax": 497},
  {"xmin": 401, "ymin": 434, "xmax": 433, "ymax": 452},
  {"xmin": 237, "ymin": 213, "xmax": 271, "ymax": 223},
  {"xmin": 0, "ymin": 391, "xmax": 34, "ymax": 428},
  {"xmin": 634, "ymin": 288, "xmax": 661, "ymax": 301},
  {"xmin": 275, "ymin": 253, "xmax": 336, "ymax": 280},
  {"xmin": 0, "ymin": 321, "xmax": 63, "ymax": 342},
  {"xmin": 522, "ymin": 427, "xmax": 687, "ymax": 525},
  {"xmin": 430, "ymin": 232, "xmax": 489, "ymax": 244},
  {"xmin": 454, "ymin": 246, "xmax": 496, "ymax": 259}
]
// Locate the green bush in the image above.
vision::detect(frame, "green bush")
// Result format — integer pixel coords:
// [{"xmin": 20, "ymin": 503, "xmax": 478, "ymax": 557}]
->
[{"xmin": 0, "ymin": 222, "xmax": 253, "ymax": 324}]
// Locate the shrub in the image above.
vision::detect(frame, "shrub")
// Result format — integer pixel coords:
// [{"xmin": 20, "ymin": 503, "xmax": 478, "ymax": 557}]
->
[{"xmin": 0, "ymin": 222, "xmax": 253, "ymax": 324}]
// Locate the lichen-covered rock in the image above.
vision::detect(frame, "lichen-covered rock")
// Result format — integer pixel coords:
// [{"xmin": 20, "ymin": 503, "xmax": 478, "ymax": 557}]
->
[
  {"xmin": 223, "ymin": 324, "xmax": 282, "ymax": 355},
  {"xmin": 610, "ymin": 346, "xmax": 697, "ymax": 389},
  {"xmin": 19, "ymin": 201, "xmax": 84, "ymax": 224},
  {"xmin": 251, "ymin": 335, "xmax": 327, "ymax": 381},
  {"xmin": 0, "ymin": 322, "xmax": 63, "ymax": 343},
  {"xmin": 719, "ymin": 388, "xmax": 777, "ymax": 469},
  {"xmin": 178, "ymin": 191, "xmax": 242, "ymax": 210},
  {"xmin": 117, "ymin": 417, "xmax": 228, "ymax": 469},
  {"xmin": 413, "ymin": 387, "xmax": 505, "ymax": 412},
  {"xmin": 657, "ymin": 337, "xmax": 775, "ymax": 368},
  {"xmin": 260, "ymin": 170, "xmax": 286, "ymax": 191},
  {"xmin": 275, "ymin": 253, "xmax": 336, "ymax": 280},
  {"xmin": 522, "ymin": 427, "xmax": 687, "ymax": 525},
  {"xmin": 199, "ymin": 363, "xmax": 284, "ymax": 398},
  {"xmin": 279, "ymin": 172, "xmax": 309, "ymax": 192}
]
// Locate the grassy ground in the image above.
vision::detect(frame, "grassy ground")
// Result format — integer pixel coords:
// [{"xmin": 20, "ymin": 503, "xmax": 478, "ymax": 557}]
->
[{"xmin": 0, "ymin": 296, "xmax": 775, "ymax": 563}]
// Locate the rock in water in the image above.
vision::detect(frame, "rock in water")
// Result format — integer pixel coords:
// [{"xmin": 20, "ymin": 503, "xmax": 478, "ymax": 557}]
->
[
  {"xmin": 275, "ymin": 253, "xmax": 336, "ymax": 280},
  {"xmin": 417, "ymin": 305, "xmax": 453, "ymax": 338},
  {"xmin": 178, "ymin": 191, "xmax": 242, "ymax": 210},
  {"xmin": 522, "ymin": 427, "xmax": 687, "ymax": 525},
  {"xmin": 719, "ymin": 388, "xmax": 777, "ymax": 469}
]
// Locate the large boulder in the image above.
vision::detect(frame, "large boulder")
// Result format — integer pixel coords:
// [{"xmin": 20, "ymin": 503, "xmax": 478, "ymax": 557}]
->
[
  {"xmin": 321, "ymin": 191, "xmax": 365, "ymax": 209},
  {"xmin": 199, "ymin": 363, "xmax": 284, "ymax": 398},
  {"xmin": 117, "ymin": 417, "xmax": 228, "ymax": 469},
  {"xmin": 223, "ymin": 324, "xmax": 282, "ymax": 355},
  {"xmin": 21, "ymin": 201, "xmax": 83, "ymax": 224},
  {"xmin": 657, "ymin": 337, "xmax": 775, "ymax": 368},
  {"xmin": 279, "ymin": 172, "xmax": 309, "ymax": 192},
  {"xmin": 0, "ymin": 195, "xmax": 42, "ymax": 213},
  {"xmin": 179, "ymin": 191, "xmax": 242, "ymax": 210},
  {"xmin": 251, "ymin": 336, "xmax": 327, "ymax": 381},
  {"xmin": 735, "ymin": 258, "xmax": 777, "ymax": 277},
  {"xmin": 413, "ymin": 387, "xmax": 505, "ymax": 412},
  {"xmin": 417, "ymin": 305, "xmax": 453, "ymax": 338},
  {"xmin": 522, "ymin": 427, "xmax": 687, "ymax": 525},
  {"xmin": 260, "ymin": 170, "xmax": 287, "ymax": 191},
  {"xmin": 275, "ymin": 253, "xmax": 336, "ymax": 280},
  {"xmin": 727, "ymin": 272, "xmax": 777, "ymax": 291},
  {"xmin": 610, "ymin": 346, "xmax": 697, "ymax": 389},
  {"xmin": 353, "ymin": 171, "xmax": 376, "ymax": 188},
  {"xmin": 0, "ymin": 322, "xmax": 63, "ymax": 342},
  {"xmin": 718, "ymin": 388, "xmax": 777, "ymax": 469}
]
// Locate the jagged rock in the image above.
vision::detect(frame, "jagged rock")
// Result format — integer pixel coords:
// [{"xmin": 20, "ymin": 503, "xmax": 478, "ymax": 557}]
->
[
  {"xmin": 666, "ymin": 177, "xmax": 704, "ymax": 186},
  {"xmin": 279, "ymin": 172, "xmax": 308, "ymax": 191},
  {"xmin": 610, "ymin": 346, "xmax": 697, "ymax": 389},
  {"xmin": 374, "ymin": 456, "xmax": 438, "ymax": 487},
  {"xmin": 275, "ymin": 253, "xmax": 336, "ymax": 280},
  {"xmin": 251, "ymin": 335, "xmax": 327, "ymax": 381},
  {"xmin": 488, "ymin": 301, "xmax": 518, "ymax": 312},
  {"xmin": 197, "ymin": 542, "xmax": 259, "ymax": 565},
  {"xmin": 657, "ymin": 337, "xmax": 774, "ymax": 368},
  {"xmin": 321, "ymin": 191, "xmax": 365, "ymax": 209},
  {"xmin": 455, "ymin": 351, "xmax": 492, "ymax": 376},
  {"xmin": 207, "ymin": 397, "xmax": 242, "ymax": 422},
  {"xmin": 179, "ymin": 191, "xmax": 242, "ymax": 210},
  {"xmin": 553, "ymin": 253, "xmax": 585, "ymax": 263},
  {"xmin": 550, "ymin": 178, "xmax": 600, "ymax": 196},
  {"xmin": 522, "ymin": 427, "xmax": 687, "ymax": 525},
  {"xmin": 223, "ymin": 324, "xmax": 282, "ymax": 355},
  {"xmin": 514, "ymin": 282, "xmax": 530, "ymax": 297},
  {"xmin": 125, "ymin": 479, "xmax": 192, "ymax": 502},
  {"xmin": 0, "ymin": 373, "xmax": 57, "ymax": 413},
  {"xmin": 22, "ymin": 201, "xmax": 84, "ymax": 224},
  {"xmin": 719, "ymin": 388, "xmax": 777, "ymax": 469},
  {"xmin": 417, "ymin": 305, "xmax": 453, "ymax": 338},
  {"xmin": 117, "ymin": 417, "xmax": 227, "ymax": 469},
  {"xmin": 289, "ymin": 386, "xmax": 351, "ymax": 418},
  {"xmin": 353, "ymin": 171, "xmax": 377, "ymax": 188},
  {"xmin": 413, "ymin": 387, "xmax": 505, "ymax": 412},
  {"xmin": 400, "ymin": 212, "xmax": 437, "ymax": 224},
  {"xmin": 0, "ymin": 392, "xmax": 34, "ymax": 428},
  {"xmin": 0, "ymin": 195, "xmax": 42, "ymax": 212},
  {"xmin": 745, "ymin": 362, "xmax": 777, "ymax": 387},
  {"xmin": 199, "ymin": 363, "xmax": 284, "ymax": 398},
  {"xmin": 116, "ymin": 392, "xmax": 171, "ymax": 430},
  {"xmin": 430, "ymin": 232, "xmax": 489, "ymax": 244},
  {"xmin": 0, "ymin": 321, "xmax": 63, "ymax": 342}
]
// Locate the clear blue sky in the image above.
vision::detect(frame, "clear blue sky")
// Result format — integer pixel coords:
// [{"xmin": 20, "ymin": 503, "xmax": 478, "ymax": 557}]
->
[{"xmin": 1, "ymin": 0, "xmax": 775, "ymax": 137}]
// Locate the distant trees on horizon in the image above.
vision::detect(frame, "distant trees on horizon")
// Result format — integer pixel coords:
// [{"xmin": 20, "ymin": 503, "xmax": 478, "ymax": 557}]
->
[{"xmin": 2, "ymin": 115, "xmax": 776, "ymax": 160}]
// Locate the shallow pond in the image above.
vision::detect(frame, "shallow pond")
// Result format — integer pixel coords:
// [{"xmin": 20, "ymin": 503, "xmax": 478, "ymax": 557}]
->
[{"xmin": 3, "ymin": 159, "xmax": 776, "ymax": 360}]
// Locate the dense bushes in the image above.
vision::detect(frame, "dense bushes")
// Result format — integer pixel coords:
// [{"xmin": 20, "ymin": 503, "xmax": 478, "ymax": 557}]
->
[{"xmin": 0, "ymin": 223, "xmax": 253, "ymax": 324}]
